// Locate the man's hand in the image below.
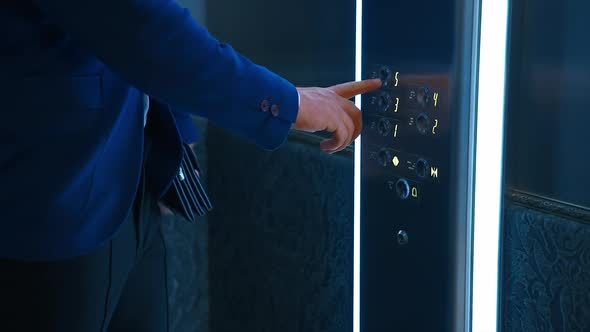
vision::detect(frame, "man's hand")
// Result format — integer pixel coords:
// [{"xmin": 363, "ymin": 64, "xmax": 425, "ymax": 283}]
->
[{"xmin": 294, "ymin": 79, "xmax": 382, "ymax": 153}]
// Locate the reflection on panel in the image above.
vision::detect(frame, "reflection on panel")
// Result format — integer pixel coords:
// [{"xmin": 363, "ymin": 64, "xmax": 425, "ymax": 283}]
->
[
  {"xmin": 358, "ymin": 0, "xmax": 479, "ymax": 330},
  {"xmin": 361, "ymin": 67, "xmax": 453, "ymax": 332}
]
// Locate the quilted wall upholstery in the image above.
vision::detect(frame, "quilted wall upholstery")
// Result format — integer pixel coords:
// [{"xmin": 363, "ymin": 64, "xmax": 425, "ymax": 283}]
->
[
  {"xmin": 165, "ymin": 121, "xmax": 590, "ymax": 332},
  {"xmin": 163, "ymin": 121, "xmax": 590, "ymax": 332},
  {"xmin": 207, "ymin": 125, "xmax": 354, "ymax": 332},
  {"xmin": 501, "ymin": 203, "xmax": 590, "ymax": 332}
]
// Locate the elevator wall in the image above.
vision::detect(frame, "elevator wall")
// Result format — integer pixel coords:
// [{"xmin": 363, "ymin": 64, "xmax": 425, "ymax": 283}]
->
[
  {"xmin": 501, "ymin": 0, "xmax": 590, "ymax": 330},
  {"xmin": 205, "ymin": 0, "xmax": 357, "ymax": 331}
]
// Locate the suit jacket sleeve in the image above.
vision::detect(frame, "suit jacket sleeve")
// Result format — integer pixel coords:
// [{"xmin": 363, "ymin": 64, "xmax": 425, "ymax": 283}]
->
[{"xmin": 33, "ymin": 0, "xmax": 299, "ymax": 149}]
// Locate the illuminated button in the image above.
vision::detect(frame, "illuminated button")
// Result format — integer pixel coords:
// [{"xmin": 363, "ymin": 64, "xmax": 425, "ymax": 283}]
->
[
  {"xmin": 377, "ymin": 118, "xmax": 392, "ymax": 136},
  {"xmin": 415, "ymin": 159, "xmax": 429, "ymax": 178},
  {"xmin": 431, "ymin": 167, "xmax": 439, "ymax": 179},
  {"xmin": 392, "ymin": 156, "xmax": 400, "ymax": 167},
  {"xmin": 395, "ymin": 178, "xmax": 411, "ymax": 200},
  {"xmin": 378, "ymin": 149, "xmax": 391, "ymax": 167},
  {"xmin": 416, "ymin": 113, "xmax": 430, "ymax": 135}
]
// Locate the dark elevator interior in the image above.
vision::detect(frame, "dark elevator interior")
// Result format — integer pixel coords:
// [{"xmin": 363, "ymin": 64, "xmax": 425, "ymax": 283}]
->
[{"xmin": 160, "ymin": 0, "xmax": 590, "ymax": 331}]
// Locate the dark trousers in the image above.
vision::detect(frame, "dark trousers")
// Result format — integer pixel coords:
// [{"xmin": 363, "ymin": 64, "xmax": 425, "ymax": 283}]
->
[{"xmin": 0, "ymin": 166, "xmax": 170, "ymax": 331}]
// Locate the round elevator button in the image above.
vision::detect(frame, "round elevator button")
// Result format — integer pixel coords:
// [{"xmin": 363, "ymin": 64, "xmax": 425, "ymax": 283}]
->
[
  {"xmin": 416, "ymin": 113, "xmax": 430, "ymax": 135},
  {"xmin": 397, "ymin": 230, "xmax": 409, "ymax": 246},
  {"xmin": 417, "ymin": 86, "xmax": 431, "ymax": 108},
  {"xmin": 395, "ymin": 178, "xmax": 411, "ymax": 200},
  {"xmin": 416, "ymin": 159, "xmax": 429, "ymax": 178},
  {"xmin": 377, "ymin": 118, "xmax": 392, "ymax": 136},
  {"xmin": 378, "ymin": 149, "xmax": 391, "ymax": 167}
]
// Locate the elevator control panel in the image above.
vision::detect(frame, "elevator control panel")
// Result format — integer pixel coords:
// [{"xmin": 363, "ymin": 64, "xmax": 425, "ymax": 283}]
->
[
  {"xmin": 361, "ymin": 65, "xmax": 454, "ymax": 331},
  {"xmin": 363, "ymin": 66, "xmax": 449, "ymax": 204},
  {"xmin": 358, "ymin": 0, "xmax": 470, "ymax": 328}
]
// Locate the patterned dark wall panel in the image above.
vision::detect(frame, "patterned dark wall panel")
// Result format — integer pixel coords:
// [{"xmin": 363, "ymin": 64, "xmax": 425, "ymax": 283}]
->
[
  {"xmin": 502, "ymin": 0, "xmax": 590, "ymax": 330},
  {"xmin": 207, "ymin": 125, "xmax": 354, "ymax": 332},
  {"xmin": 501, "ymin": 202, "xmax": 590, "ymax": 332}
]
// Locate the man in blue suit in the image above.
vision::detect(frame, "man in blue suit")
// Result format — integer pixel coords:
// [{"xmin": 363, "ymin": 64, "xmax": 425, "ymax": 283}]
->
[{"xmin": 0, "ymin": 0, "xmax": 381, "ymax": 331}]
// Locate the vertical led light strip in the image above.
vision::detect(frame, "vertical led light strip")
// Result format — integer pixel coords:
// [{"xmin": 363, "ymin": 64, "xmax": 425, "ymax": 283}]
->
[
  {"xmin": 472, "ymin": 0, "xmax": 509, "ymax": 330},
  {"xmin": 353, "ymin": 0, "xmax": 363, "ymax": 330}
]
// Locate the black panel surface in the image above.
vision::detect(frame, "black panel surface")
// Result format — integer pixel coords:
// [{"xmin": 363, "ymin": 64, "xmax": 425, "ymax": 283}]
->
[
  {"xmin": 360, "ymin": 0, "xmax": 475, "ymax": 330},
  {"xmin": 362, "ymin": 69, "xmax": 452, "ymax": 331}
]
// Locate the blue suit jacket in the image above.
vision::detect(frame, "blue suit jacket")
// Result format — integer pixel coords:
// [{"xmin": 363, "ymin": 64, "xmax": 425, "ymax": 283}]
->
[{"xmin": 0, "ymin": 0, "xmax": 299, "ymax": 260}]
